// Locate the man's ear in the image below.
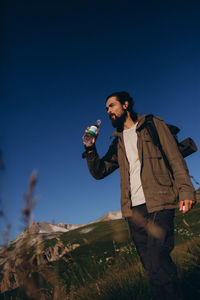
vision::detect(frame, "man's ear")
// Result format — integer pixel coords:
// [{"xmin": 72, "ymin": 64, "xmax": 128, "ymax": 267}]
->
[{"xmin": 123, "ymin": 101, "xmax": 129, "ymax": 110}]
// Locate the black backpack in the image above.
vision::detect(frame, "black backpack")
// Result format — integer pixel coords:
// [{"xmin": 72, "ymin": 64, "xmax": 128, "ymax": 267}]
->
[{"xmin": 145, "ymin": 114, "xmax": 197, "ymax": 159}]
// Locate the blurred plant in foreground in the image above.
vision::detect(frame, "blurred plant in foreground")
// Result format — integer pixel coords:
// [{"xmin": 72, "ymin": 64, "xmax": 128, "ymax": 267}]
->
[{"xmin": 22, "ymin": 169, "xmax": 39, "ymax": 229}]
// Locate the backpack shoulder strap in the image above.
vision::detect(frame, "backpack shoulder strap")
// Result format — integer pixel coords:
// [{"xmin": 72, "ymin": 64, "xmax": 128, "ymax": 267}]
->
[{"xmin": 145, "ymin": 114, "xmax": 161, "ymax": 148}]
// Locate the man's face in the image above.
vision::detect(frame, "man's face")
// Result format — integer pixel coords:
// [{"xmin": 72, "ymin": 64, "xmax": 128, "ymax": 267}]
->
[{"xmin": 106, "ymin": 96, "xmax": 127, "ymax": 128}]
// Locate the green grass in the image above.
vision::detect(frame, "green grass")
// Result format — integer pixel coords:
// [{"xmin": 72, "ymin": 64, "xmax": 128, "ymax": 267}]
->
[
  {"xmin": 48, "ymin": 220, "xmax": 137, "ymax": 294},
  {"xmin": 174, "ymin": 204, "xmax": 200, "ymax": 244},
  {"xmin": 72, "ymin": 238, "xmax": 200, "ymax": 300}
]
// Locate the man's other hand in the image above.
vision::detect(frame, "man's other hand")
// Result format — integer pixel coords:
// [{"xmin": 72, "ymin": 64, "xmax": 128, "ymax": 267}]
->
[{"xmin": 179, "ymin": 200, "xmax": 195, "ymax": 214}]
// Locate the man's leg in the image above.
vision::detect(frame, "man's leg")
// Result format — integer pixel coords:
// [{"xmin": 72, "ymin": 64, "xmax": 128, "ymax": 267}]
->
[{"xmin": 127, "ymin": 204, "xmax": 181, "ymax": 300}]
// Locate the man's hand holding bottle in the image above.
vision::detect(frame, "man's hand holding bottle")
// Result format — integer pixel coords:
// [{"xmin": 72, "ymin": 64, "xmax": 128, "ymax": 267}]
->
[{"xmin": 82, "ymin": 120, "xmax": 101, "ymax": 148}]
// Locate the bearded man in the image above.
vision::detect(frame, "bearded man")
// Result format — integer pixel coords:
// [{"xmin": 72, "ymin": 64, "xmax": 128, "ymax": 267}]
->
[{"xmin": 82, "ymin": 91, "xmax": 195, "ymax": 300}]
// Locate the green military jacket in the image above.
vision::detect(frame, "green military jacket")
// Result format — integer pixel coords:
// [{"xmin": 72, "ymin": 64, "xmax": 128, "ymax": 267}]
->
[{"xmin": 84, "ymin": 114, "xmax": 195, "ymax": 217}]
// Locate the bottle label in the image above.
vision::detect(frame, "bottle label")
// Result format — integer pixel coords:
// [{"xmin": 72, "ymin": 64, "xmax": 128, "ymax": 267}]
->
[{"xmin": 88, "ymin": 125, "xmax": 97, "ymax": 135}]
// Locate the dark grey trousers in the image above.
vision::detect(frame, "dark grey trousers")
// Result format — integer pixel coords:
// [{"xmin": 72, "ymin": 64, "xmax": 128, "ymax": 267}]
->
[{"xmin": 127, "ymin": 204, "xmax": 181, "ymax": 300}]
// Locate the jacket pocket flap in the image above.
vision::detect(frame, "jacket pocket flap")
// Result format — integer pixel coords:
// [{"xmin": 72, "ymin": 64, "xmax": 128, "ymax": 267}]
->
[{"xmin": 154, "ymin": 174, "xmax": 172, "ymax": 186}]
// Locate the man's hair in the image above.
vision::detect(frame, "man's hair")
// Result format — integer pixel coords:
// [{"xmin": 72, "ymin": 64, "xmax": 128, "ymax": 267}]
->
[{"xmin": 106, "ymin": 91, "xmax": 137, "ymax": 121}]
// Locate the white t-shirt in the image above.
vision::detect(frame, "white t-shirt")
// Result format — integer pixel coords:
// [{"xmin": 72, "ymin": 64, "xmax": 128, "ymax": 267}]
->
[{"xmin": 123, "ymin": 123, "xmax": 146, "ymax": 207}]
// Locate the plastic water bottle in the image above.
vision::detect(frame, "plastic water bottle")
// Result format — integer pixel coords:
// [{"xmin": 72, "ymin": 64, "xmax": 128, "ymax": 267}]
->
[{"xmin": 83, "ymin": 120, "xmax": 101, "ymax": 145}]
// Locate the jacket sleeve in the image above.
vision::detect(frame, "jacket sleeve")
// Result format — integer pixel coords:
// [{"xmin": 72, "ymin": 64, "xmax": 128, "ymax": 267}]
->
[
  {"xmin": 154, "ymin": 117, "xmax": 195, "ymax": 201},
  {"xmin": 83, "ymin": 138, "xmax": 119, "ymax": 180}
]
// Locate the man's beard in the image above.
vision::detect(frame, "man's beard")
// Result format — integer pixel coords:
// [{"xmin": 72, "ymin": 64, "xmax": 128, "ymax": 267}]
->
[{"xmin": 110, "ymin": 109, "xmax": 127, "ymax": 130}]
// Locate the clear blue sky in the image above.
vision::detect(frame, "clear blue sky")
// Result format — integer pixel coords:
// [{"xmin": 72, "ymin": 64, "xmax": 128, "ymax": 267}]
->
[{"xmin": 1, "ymin": 0, "xmax": 200, "ymax": 243}]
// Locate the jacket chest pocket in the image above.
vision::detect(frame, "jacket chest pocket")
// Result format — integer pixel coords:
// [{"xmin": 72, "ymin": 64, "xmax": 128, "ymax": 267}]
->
[
  {"xmin": 142, "ymin": 132, "xmax": 162, "ymax": 158},
  {"xmin": 141, "ymin": 132, "xmax": 172, "ymax": 183}
]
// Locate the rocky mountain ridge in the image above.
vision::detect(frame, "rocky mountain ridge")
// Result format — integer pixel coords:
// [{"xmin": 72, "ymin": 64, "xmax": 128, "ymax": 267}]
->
[{"xmin": 26, "ymin": 210, "xmax": 122, "ymax": 235}]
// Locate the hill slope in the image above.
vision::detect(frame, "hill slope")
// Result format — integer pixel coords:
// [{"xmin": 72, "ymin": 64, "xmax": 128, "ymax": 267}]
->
[{"xmin": 0, "ymin": 205, "xmax": 200, "ymax": 299}]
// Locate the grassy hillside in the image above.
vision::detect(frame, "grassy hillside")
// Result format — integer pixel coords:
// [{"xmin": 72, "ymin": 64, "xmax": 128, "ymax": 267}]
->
[{"xmin": 1, "ymin": 204, "xmax": 200, "ymax": 300}]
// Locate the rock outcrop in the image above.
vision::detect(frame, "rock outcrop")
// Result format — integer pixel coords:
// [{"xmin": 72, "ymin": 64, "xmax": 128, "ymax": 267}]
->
[
  {"xmin": 0, "ymin": 211, "xmax": 122, "ymax": 294},
  {"xmin": 0, "ymin": 233, "xmax": 80, "ymax": 293}
]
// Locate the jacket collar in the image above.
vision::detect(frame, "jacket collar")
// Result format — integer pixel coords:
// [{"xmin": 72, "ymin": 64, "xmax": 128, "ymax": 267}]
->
[{"xmin": 112, "ymin": 114, "xmax": 146, "ymax": 137}]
